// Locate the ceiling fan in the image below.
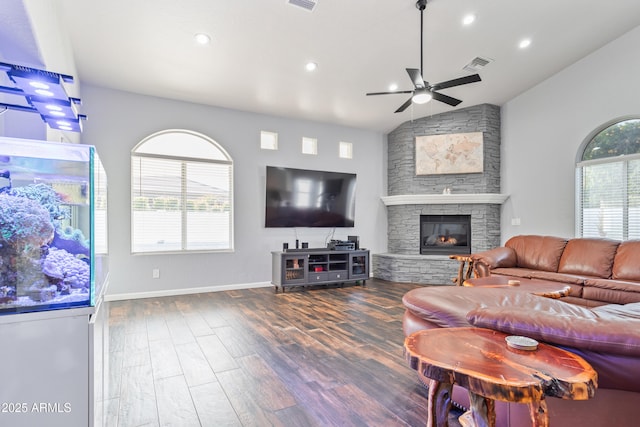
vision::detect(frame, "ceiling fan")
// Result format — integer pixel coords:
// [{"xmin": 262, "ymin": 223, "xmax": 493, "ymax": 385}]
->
[{"xmin": 366, "ymin": 0, "xmax": 481, "ymax": 113}]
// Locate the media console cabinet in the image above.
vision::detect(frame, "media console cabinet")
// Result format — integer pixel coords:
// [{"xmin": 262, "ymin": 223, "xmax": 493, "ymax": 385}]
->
[{"xmin": 271, "ymin": 249, "xmax": 370, "ymax": 292}]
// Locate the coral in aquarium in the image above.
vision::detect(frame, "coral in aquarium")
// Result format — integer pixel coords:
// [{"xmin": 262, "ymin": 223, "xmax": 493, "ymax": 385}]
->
[
  {"xmin": 0, "ymin": 194, "xmax": 55, "ymax": 300},
  {"xmin": 42, "ymin": 247, "xmax": 90, "ymax": 289},
  {"xmin": 6, "ymin": 183, "xmax": 67, "ymax": 221},
  {"xmin": 0, "ymin": 194, "xmax": 54, "ymax": 251},
  {"xmin": 8, "ymin": 183, "xmax": 90, "ymax": 256},
  {"xmin": 14, "ymin": 255, "xmax": 50, "ymax": 299},
  {"xmin": 52, "ymin": 225, "xmax": 90, "ymax": 257}
]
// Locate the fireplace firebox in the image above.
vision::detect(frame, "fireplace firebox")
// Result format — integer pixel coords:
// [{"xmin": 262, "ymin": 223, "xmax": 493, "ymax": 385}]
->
[{"xmin": 420, "ymin": 214, "xmax": 471, "ymax": 255}]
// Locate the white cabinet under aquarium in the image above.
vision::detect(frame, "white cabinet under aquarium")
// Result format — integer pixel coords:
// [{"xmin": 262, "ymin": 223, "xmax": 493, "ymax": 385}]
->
[{"xmin": 0, "ymin": 137, "xmax": 109, "ymax": 427}]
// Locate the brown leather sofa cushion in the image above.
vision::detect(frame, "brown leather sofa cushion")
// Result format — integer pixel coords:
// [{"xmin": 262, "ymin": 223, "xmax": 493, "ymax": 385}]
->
[
  {"xmin": 613, "ymin": 240, "xmax": 640, "ymax": 281},
  {"xmin": 489, "ymin": 267, "xmax": 536, "ymax": 278},
  {"xmin": 595, "ymin": 302, "xmax": 640, "ymax": 319},
  {"xmin": 402, "ymin": 286, "xmax": 479, "ymax": 329},
  {"xmin": 559, "ymin": 295, "xmax": 609, "ymax": 307},
  {"xmin": 471, "ymin": 246, "xmax": 517, "ymax": 271},
  {"xmin": 582, "ymin": 278, "xmax": 640, "ymax": 304},
  {"xmin": 470, "ymin": 247, "xmax": 517, "ymax": 277},
  {"xmin": 467, "ymin": 301, "xmax": 640, "ymax": 358},
  {"xmin": 402, "ymin": 286, "xmax": 588, "ymax": 330},
  {"xmin": 505, "ymin": 235, "xmax": 568, "ymax": 272},
  {"xmin": 557, "ymin": 238, "xmax": 619, "ymax": 278},
  {"xmin": 526, "ymin": 270, "xmax": 588, "ymax": 285}
]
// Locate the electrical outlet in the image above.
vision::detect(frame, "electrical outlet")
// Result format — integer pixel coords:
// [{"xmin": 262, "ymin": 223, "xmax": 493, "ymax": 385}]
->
[
  {"xmin": 152, "ymin": 269, "xmax": 160, "ymax": 279},
  {"xmin": 511, "ymin": 218, "xmax": 521, "ymax": 226}
]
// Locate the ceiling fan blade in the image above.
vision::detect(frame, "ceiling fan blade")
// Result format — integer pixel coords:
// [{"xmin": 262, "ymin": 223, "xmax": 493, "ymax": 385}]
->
[
  {"xmin": 406, "ymin": 68, "xmax": 425, "ymax": 88},
  {"xmin": 366, "ymin": 90, "xmax": 413, "ymax": 96},
  {"xmin": 432, "ymin": 91, "xmax": 462, "ymax": 107},
  {"xmin": 395, "ymin": 97, "xmax": 414, "ymax": 113},
  {"xmin": 431, "ymin": 74, "xmax": 481, "ymax": 91}
]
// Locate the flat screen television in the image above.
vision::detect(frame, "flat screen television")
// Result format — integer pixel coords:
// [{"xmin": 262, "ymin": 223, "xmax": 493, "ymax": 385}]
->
[{"xmin": 265, "ymin": 166, "xmax": 356, "ymax": 227}]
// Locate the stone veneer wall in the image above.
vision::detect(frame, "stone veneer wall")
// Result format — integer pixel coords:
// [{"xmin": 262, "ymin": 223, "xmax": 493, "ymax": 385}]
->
[{"xmin": 373, "ymin": 104, "xmax": 502, "ymax": 284}]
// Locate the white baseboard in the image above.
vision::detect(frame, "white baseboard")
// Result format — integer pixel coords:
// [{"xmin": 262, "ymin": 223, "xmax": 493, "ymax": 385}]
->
[{"xmin": 104, "ymin": 281, "xmax": 273, "ymax": 302}]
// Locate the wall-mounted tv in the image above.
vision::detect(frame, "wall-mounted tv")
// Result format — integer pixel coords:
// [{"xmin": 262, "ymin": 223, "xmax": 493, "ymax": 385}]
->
[{"xmin": 265, "ymin": 166, "xmax": 356, "ymax": 228}]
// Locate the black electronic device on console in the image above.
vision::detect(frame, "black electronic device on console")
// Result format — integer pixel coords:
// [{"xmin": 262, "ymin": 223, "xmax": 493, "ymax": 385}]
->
[
  {"xmin": 327, "ymin": 240, "xmax": 355, "ymax": 251},
  {"xmin": 347, "ymin": 235, "xmax": 360, "ymax": 250}
]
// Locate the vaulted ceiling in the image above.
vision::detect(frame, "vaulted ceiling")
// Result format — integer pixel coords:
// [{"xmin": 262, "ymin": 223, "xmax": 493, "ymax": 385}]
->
[{"xmin": 4, "ymin": 0, "xmax": 640, "ymax": 133}]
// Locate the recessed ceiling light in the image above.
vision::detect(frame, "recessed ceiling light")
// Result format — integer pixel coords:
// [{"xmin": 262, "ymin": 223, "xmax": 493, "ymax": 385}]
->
[
  {"xmin": 388, "ymin": 83, "xmax": 399, "ymax": 91},
  {"xmin": 519, "ymin": 38, "xmax": 532, "ymax": 49},
  {"xmin": 194, "ymin": 33, "xmax": 211, "ymax": 45},
  {"xmin": 462, "ymin": 14, "xmax": 476, "ymax": 26},
  {"xmin": 305, "ymin": 62, "xmax": 318, "ymax": 72}
]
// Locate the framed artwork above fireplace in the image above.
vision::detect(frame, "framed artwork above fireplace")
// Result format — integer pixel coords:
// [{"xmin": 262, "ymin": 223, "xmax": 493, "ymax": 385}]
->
[{"xmin": 415, "ymin": 131, "xmax": 483, "ymax": 175}]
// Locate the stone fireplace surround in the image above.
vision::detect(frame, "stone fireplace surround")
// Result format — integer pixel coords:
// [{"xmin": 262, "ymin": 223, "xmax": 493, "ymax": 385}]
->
[{"xmin": 373, "ymin": 104, "xmax": 507, "ymax": 284}]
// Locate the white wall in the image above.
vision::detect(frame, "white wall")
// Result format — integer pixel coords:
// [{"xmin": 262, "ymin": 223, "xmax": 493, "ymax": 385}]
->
[
  {"xmin": 0, "ymin": 109, "xmax": 46, "ymax": 140},
  {"xmin": 80, "ymin": 85, "xmax": 387, "ymax": 298},
  {"xmin": 501, "ymin": 25, "xmax": 640, "ymax": 241}
]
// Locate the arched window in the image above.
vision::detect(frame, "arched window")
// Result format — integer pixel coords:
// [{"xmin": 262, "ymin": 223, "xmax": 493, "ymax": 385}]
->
[
  {"xmin": 131, "ymin": 130, "xmax": 233, "ymax": 253},
  {"xmin": 576, "ymin": 118, "xmax": 640, "ymax": 240}
]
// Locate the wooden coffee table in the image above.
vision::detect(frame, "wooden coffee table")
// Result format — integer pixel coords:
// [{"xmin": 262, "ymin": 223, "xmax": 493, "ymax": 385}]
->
[
  {"xmin": 463, "ymin": 276, "xmax": 571, "ymax": 299},
  {"xmin": 405, "ymin": 327, "xmax": 597, "ymax": 427}
]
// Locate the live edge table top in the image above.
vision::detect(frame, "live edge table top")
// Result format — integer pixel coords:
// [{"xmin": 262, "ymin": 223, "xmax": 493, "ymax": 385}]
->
[{"xmin": 405, "ymin": 327, "xmax": 597, "ymax": 427}]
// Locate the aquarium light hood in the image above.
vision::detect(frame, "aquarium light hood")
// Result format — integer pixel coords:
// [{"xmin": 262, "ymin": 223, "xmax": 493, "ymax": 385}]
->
[{"xmin": 0, "ymin": 62, "xmax": 86, "ymax": 132}]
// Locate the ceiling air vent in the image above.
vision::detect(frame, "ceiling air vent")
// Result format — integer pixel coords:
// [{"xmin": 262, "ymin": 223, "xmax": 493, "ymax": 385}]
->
[
  {"xmin": 288, "ymin": 0, "xmax": 317, "ymax": 12},
  {"xmin": 463, "ymin": 56, "xmax": 492, "ymax": 73}
]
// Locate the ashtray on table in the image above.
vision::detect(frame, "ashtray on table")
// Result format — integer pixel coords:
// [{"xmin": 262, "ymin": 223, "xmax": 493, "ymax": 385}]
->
[{"xmin": 505, "ymin": 335, "xmax": 539, "ymax": 351}]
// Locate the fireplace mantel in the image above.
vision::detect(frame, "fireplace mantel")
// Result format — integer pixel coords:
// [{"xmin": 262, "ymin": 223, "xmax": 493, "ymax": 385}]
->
[{"xmin": 381, "ymin": 193, "xmax": 509, "ymax": 206}]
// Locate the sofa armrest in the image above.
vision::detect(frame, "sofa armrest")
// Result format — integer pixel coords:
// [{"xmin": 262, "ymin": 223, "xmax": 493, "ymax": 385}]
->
[
  {"xmin": 467, "ymin": 307, "xmax": 640, "ymax": 357},
  {"xmin": 470, "ymin": 247, "xmax": 517, "ymax": 277}
]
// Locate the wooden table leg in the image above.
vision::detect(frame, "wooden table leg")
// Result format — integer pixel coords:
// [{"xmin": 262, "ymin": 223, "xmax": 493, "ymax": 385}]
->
[
  {"xmin": 464, "ymin": 260, "xmax": 474, "ymax": 281},
  {"xmin": 455, "ymin": 261, "xmax": 465, "ymax": 285},
  {"xmin": 528, "ymin": 398, "xmax": 549, "ymax": 427},
  {"xmin": 427, "ymin": 378, "xmax": 453, "ymax": 427},
  {"xmin": 468, "ymin": 391, "xmax": 496, "ymax": 427}
]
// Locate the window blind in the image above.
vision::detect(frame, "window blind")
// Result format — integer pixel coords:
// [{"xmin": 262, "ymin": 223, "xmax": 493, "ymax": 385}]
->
[
  {"xmin": 579, "ymin": 161, "xmax": 624, "ymax": 240},
  {"xmin": 628, "ymin": 159, "xmax": 640, "ymax": 239},
  {"xmin": 131, "ymin": 133, "xmax": 232, "ymax": 253}
]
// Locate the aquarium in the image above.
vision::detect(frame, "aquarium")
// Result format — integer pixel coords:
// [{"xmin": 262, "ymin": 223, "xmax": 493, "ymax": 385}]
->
[{"xmin": 0, "ymin": 137, "xmax": 107, "ymax": 315}]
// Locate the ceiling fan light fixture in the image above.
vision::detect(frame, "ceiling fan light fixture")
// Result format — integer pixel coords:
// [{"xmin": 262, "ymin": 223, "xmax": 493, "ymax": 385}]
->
[{"xmin": 412, "ymin": 89, "xmax": 432, "ymax": 104}]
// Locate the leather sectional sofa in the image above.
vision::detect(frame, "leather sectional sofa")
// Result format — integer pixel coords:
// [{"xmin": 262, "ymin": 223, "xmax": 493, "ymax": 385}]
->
[
  {"xmin": 471, "ymin": 235, "xmax": 640, "ymax": 306},
  {"xmin": 402, "ymin": 235, "xmax": 640, "ymax": 427}
]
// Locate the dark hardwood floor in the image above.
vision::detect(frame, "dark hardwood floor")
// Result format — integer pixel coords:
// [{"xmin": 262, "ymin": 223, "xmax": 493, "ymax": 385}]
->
[{"xmin": 104, "ymin": 278, "xmax": 464, "ymax": 426}]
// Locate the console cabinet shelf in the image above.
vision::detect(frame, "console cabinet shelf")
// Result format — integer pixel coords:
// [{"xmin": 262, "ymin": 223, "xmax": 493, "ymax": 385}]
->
[{"xmin": 272, "ymin": 249, "xmax": 370, "ymax": 292}]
